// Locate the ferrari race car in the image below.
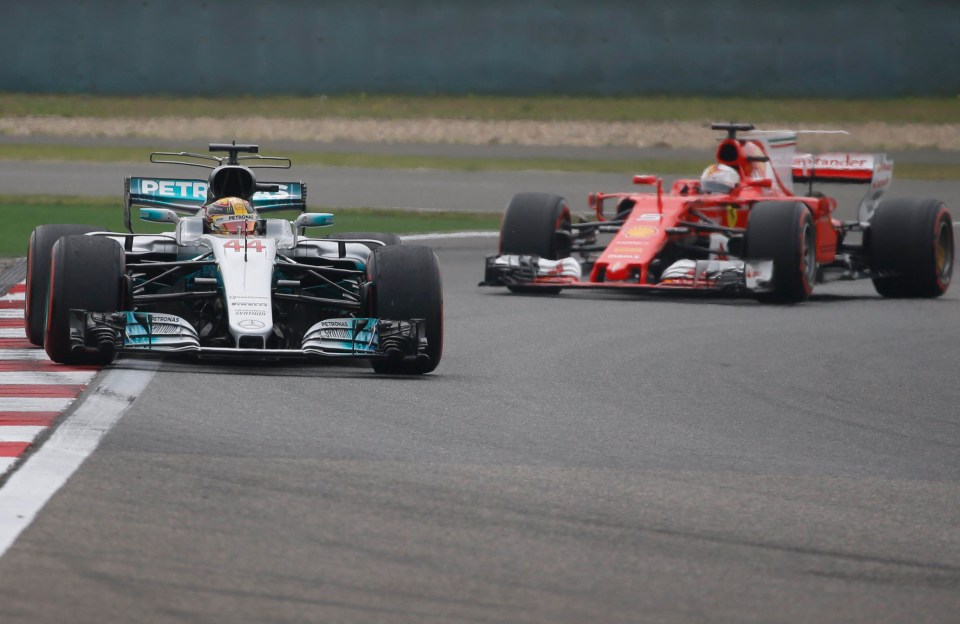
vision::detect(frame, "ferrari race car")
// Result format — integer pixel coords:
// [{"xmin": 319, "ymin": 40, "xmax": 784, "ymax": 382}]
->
[
  {"xmin": 481, "ymin": 123, "xmax": 954, "ymax": 302},
  {"xmin": 25, "ymin": 142, "xmax": 443, "ymax": 374}
]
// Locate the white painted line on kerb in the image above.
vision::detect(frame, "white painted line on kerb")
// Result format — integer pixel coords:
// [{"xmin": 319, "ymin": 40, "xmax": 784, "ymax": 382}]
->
[
  {"xmin": 0, "ymin": 293, "xmax": 24, "ymax": 302},
  {"xmin": 0, "ymin": 458, "xmax": 15, "ymax": 474},
  {"xmin": 0, "ymin": 328, "xmax": 26, "ymax": 338},
  {"xmin": 0, "ymin": 350, "xmax": 52, "ymax": 361},
  {"xmin": 400, "ymin": 231, "xmax": 499, "ymax": 241},
  {"xmin": 0, "ymin": 360, "xmax": 159, "ymax": 558},
  {"xmin": 0, "ymin": 426, "xmax": 46, "ymax": 443},
  {"xmin": 0, "ymin": 398, "xmax": 74, "ymax": 411},
  {"xmin": 0, "ymin": 371, "xmax": 97, "ymax": 384},
  {"xmin": 0, "ymin": 310, "xmax": 25, "ymax": 319}
]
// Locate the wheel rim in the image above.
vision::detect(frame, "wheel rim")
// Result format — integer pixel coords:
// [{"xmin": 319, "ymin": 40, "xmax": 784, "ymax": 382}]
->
[{"xmin": 934, "ymin": 219, "xmax": 954, "ymax": 287}]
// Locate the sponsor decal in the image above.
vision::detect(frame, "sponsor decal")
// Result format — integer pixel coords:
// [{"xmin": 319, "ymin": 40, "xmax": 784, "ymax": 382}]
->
[
  {"xmin": 138, "ymin": 179, "xmax": 207, "ymax": 199},
  {"xmin": 322, "ymin": 320, "xmax": 354, "ymax": 328},
  {"xmin": 635, "ymin": 213, "xmax": 662, "ymax": 222},
  {"xmin": 238, "ymin": 319, "xmax": 265, "ymax": 329},
  {"xmin": 625, "ymin": 225, "xmax": 658, "ymax": 238},
  {"xmin": 149, "ymin": 315, "xmax": 183, "ymax": 324},
  {"xmin": 792, "ymin": 153, "xmax": 873, "ymax": 170}
]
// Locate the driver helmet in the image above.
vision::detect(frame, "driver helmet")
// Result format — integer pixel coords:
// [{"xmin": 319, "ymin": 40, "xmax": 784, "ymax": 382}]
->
[
  {"xmin": 700, "ymin": 164, "xmax": 740, "ymax": 194},
  {"xmin": 203, "ymin": 196, "xmax": 258, "ymax": 234}
]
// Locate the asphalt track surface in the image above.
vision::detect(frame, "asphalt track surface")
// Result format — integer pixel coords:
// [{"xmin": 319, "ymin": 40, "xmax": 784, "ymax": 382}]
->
[{"xmin": 0, "ymin": 161, "xmax": 958, "ymax": 623}]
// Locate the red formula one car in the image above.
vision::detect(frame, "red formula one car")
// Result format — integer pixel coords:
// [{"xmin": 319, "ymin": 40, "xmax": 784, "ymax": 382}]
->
[{"xmin": 481, "ymin": 123, "xmax": 954, "ymax": 302}]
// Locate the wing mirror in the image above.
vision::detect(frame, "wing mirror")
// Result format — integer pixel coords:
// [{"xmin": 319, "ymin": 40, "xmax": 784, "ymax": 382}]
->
[
  {"xmin": 294, "ymin": 212, "xmax": 334, "ymax": 228},
  {"xmin": 139, "ymin": 207, "xmax": 181, "ymax": 224}
]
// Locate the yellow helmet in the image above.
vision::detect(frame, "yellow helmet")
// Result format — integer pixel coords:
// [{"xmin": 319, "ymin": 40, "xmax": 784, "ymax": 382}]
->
[{"xmin": 203, "ymin": 197, "xmax": 258, "ymax": 234}]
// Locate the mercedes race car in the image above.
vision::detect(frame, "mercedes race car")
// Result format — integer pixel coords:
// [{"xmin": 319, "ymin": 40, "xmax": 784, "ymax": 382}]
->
[
  {"xmin": 26, "ymin": 142, "xmax": 442, "ymax": 374},
  {"xmin": 481, "ymin": 123, "xmax": 954, "ymax": 302}
]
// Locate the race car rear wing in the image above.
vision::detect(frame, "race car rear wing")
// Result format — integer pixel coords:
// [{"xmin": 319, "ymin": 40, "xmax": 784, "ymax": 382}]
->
[
  {"xmin": 791, "ymin": 153, "xmax": 894, "ymax": 222},
  {"xmin": 124, "ymin": 177, "xmax": 307, "ymax": 232}
]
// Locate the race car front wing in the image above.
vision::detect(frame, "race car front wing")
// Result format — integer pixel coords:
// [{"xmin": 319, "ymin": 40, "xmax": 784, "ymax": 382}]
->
[
  {"xmin": 68, "ymin": 310, "xmax": 428, "ymax": 362},
  {"xmin": 481, "ymin": 254, "xmax": 776, "ymax": 293}
]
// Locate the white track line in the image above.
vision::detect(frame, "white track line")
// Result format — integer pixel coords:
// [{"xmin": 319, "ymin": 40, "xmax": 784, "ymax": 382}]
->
[
  {"xmin": 0, "ymin": 426, "xmax": 46, "ymax": 443},
  {"xmin": 0, "ymin": 360, "xmax": 159, "ymax": 557},
  {"xmin": 0, "ymin": 398, "xmax": 74, "ymax": 411},
  {"xmin": 0, "ymin": 458, "xmax": 15, "ymax": 474},
  {"xmin": 0, "ymin": 371, "xmax": 97, "ymax": 384},
  {"xmin": 400, "ymin": 231, "xmax": 498, "ymax": 241},
  {"xmin": 0, "ymin": 350, "xmax": 51, "ymax": 360}
]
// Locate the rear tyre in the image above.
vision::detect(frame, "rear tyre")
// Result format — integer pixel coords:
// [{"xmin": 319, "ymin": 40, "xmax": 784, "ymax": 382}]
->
[
  {"xmin": 499, "ymin": 193, "xmax": 572, "ymax": 294},
  {"xmin": 869, "ymin": 198, "xmax": 953, "ymax": 298},
  {"xmin": 366, "ymin": 245, "xmax": 443, "ymax": 375},
  {"xmin": 44, "ymin": 235, "xmax": 125, "ymax": 365},
  {"xmin": 25, "ymin": 224, "xmax": 104, "ymax": 346},
  {"xmin": 745, "ymin": 201, "xmax": 816, "ymax": 303},
  {"xmin": 325, "ymin": 232, "xmax": 402, "ymax": 250}
]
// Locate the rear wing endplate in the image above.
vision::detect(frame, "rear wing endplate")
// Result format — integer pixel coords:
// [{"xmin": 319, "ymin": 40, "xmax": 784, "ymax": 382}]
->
[
  {"xmin": 123, "ymin": 177, "xmax": 307, "ymax": 232},
  {"xmin": 791, "ymin": 153, "xmax": 893, "ymax": 222}
]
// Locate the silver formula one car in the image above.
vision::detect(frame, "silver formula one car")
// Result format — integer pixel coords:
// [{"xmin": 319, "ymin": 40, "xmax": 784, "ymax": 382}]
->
[{"xmin": 25, "ymin": 142, "xmax": 443, "ymax": 374}]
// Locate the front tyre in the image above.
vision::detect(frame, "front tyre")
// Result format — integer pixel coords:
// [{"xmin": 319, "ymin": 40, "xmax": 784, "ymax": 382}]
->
[
  {"xmin": 745, "ymin": 201, "xmax": 816, "ymax": 303},
  {"xmin": 869, "ymin": 198, "xmax": 953, "ymax": 298},
  {"xmin": 366, "ymin": 245, "xmax": 443, "ymax": 375},
  {"xmin": 44, "ymin": 235, "xmax": 125, "ymax": 365},
  {"xmin": 499, "ymin": 193, "xmax": 573, "ymax": 294},
  {"xmin": 499, "ymin": 192, "xmax": 572, "ymax": 260},
  {"xmin": 25, "ymin": 224, "xmax": 104, "ymax": 346}
]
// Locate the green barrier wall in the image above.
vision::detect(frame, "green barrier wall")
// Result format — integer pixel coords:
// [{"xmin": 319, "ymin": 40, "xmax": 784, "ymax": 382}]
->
[{"xmin": 3, "ymin": 0, "xmax": 958, "ymax": 96}]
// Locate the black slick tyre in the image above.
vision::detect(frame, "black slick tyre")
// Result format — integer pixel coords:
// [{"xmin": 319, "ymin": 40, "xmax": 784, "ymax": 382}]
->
[
  {"xmin": 25, "ymin": 224, "xmax": 104, "ymax": 346},
  {"xmin": 44, "ymin": 235, "xmax": 125, "ymax": 365},
  {"xmin": 366, "ymin": 245, "xmax": 443, "ymax": 375},
  {"xmin": 868, "ymin": 198, "xmax": 953, "ymax": 298},
  {"xmin": 499, "ymin": 193, "xmax": 572, "ymax": 294},
  {"xmin": 499, "ymin": 192, "xmax": 572, "ymax": 259},
  {"xmin": 745, "ymin": 201, "xmax": 816, "ymax": 303},
  {"xmin": 325, "ymin": 232, "xmax": 403, "ymax": 250}
]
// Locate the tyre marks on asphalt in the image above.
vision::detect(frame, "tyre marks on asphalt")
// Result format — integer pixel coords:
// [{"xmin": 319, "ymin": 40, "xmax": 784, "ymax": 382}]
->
[{"xmin": 0, "ymin": 282, "xmax": 99, "ymax": 477}]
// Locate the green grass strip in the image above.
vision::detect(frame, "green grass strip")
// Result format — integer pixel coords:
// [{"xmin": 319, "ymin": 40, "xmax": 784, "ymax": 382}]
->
[
  {"xmin": 0, "ymin": 195, "xmax": 501, "ymax": 258},
  {"xmin": 2, "ymin": 93, "xmax": 959, "ymax": 123}
]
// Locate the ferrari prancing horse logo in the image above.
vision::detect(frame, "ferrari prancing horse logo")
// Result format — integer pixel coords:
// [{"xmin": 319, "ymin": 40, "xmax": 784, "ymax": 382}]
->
[{"xmin": 725, "ymin": 205, "xmax": 738, "ymax": 228}]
